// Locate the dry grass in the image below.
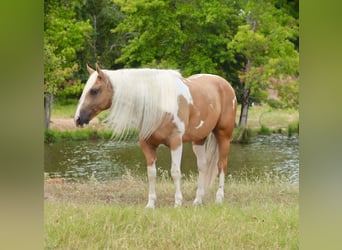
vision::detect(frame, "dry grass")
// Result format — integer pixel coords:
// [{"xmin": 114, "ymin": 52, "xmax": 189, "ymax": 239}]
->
[
  {"xmin": 45, "ymin": 173, "xmax": 298, "ymax": 249},
  {"xmin": 44, "ymin": 172, "xmax": 297, "ymax": 208}
]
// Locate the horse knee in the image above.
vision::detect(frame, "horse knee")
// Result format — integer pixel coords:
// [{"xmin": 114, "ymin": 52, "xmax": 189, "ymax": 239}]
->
[{"xmin": 217, "ymin": 160, "xmax": 227, "ymax": 174}]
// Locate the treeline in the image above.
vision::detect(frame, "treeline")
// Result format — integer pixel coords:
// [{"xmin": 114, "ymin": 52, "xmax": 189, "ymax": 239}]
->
[{"xmin": 44, "ymin": 0, "xmax": 299, "ymax": 129}]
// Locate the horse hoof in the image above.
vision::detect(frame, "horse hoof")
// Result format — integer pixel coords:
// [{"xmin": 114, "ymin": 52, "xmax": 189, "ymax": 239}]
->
[
  {"xmin": 193, "ymin": 199, "xmax": 203, "ymax": 206},
  {"xmin": 215, "ymin": 198, "xmax": 223, "ymax": 204},
  {"xmin": 174, "ymin": 201, "xmax": 182, "ymax": 208},
  {"xmin": 145, "ymin": 202, "xmax": 155, "ymax": 209}
]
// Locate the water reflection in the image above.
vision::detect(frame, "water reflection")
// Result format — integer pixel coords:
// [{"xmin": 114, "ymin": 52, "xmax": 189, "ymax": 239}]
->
[{"xmin": 44, "ymin": 134, "xmax": 298, "ymax": 184}]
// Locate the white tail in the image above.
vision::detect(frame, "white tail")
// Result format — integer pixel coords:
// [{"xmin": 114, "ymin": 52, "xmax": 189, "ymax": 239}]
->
[{"xmin": 203, "ymin": 133, "xmax": 219, "ymax": 190}]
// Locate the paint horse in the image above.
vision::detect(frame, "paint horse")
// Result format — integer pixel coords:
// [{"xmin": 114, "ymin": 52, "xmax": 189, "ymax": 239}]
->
[{"xmin": 75, "ymin": 64, "xmax": 237, "ymax": 208}]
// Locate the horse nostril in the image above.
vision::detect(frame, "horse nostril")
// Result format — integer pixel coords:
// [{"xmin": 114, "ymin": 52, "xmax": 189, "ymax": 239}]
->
[{"xmin": 75, "ymin": 117, "xmax": 81, "ymax": 127}]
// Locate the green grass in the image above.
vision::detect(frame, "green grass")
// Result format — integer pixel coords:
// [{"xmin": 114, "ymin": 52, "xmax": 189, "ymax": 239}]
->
[
  {"xmin": 235, "ymin": 104, "xmax": 299, "ymax": 131},
  {"xmin": 44, "ymin": 128, "xmax": 113, "ymax": 142},
  {"xmin": 44, "ymin": 128, "xmax": 139, "ymax": 143},
  {"xmin": 52, "ymin": 103, "xmax": 78, "ymax": 118},
  {"xmin": 45, "ymin": 174, "xmax": 298, "ymax": 249}
]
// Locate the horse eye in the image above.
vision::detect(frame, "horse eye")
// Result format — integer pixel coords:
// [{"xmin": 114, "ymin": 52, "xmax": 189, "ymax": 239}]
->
[{"xmin": 90, "ymin": 88, "xmax": 100, "ymax": 96}]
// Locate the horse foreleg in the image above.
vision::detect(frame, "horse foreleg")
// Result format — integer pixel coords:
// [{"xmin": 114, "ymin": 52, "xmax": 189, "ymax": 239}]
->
[
  {"xmin": 170, "ymin": 137, "xmax": 183, "ymax": 207},
  {"xmin": 192, "ymin": 142, "xmax": 207, "ymax": 205},
  {"xmin": 146, "ymin": 161, "xmax": 157, "ymax": 209},
  {"xmin": 140, "ymin": 139, "xmax": 157, "ymax": 209}
]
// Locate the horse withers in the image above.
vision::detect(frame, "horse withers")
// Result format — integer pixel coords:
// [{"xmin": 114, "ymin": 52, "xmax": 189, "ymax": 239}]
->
[{"xmin": 75, "ymin": 64, "xmax": 237, "ymax": 208}]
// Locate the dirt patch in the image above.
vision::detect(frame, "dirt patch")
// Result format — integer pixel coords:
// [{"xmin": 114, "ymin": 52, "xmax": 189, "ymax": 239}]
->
[{"xmin": 50, "ymin": 117, "xmax": 104, "ymax": 131}]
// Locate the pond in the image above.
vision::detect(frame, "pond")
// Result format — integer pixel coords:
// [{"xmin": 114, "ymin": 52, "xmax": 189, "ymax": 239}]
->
[{"xmin": 44, "ymin": 134, "xmax": 299, "ymax": 184}]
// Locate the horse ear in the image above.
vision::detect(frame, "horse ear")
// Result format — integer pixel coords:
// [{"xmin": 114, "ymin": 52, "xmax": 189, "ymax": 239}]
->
[
  {"xmin": 86, "ymin": 64, "xmax": 95, "ymax": 74},
  {"xmin": 96, "ymin": 63, "xmax": 105, "ymax": 80}
]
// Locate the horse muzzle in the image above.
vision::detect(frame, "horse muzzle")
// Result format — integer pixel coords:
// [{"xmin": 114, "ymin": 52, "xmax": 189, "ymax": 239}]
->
[{"xmin": 75, "ymin": 113, "xmax": 90, "ymax": 127}]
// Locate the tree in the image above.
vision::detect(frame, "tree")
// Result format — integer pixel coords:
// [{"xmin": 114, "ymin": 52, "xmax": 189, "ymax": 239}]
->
[
  {"xmin": 113, "ymin": 0, "xmax": 242, "ymax": 80},
  {"xmin": 77, "ymin": 0, "xmax": 125, "ymax": 73},
  {"xmin": 44, "ymin": 0, "xmax": 92, "ymax": 129},
  {"xmin": 229, "ymin": 0, "xmax": 299, "ymax": 128},
  {"xmin": 44, "ymin": 39, "xmax": 74, "ymax": 129}
]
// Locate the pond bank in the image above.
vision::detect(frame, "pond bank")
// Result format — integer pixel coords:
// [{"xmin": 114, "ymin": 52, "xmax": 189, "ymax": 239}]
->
[{"xmin": 45, "ymin": 121, "xmax": 299, "ymax": 143}]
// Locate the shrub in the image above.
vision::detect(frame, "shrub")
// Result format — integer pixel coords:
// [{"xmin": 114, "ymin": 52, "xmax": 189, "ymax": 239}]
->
[
  {"xmin": 56, "ymin": 80, "xmax": 84, "ymax": 105},
  {"xmin": 258, "ymin": 125, "xmax": 272, "ymax": 135},
  {"xmin": 288, "ymin": 122, "xmax": 299, "ymax": 136}
]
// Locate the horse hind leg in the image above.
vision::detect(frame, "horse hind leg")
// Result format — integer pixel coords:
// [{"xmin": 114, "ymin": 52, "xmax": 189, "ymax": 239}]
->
[
  {"xmin": 215, "ymin": 135, "xmax": 231, "ymax": 204},
  {"xmin": 170, "ymin": 136, "xmax": 183, "ymax": 207},
  {"xmin": 192, "ymin": 141, "xmax": 207, "ymax": 205}
]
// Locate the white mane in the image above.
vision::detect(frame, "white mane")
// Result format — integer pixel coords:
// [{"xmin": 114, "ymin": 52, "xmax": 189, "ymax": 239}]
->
[{"xmin": 103, "ymin": 68, "xmax": 183, "ymax": 139}]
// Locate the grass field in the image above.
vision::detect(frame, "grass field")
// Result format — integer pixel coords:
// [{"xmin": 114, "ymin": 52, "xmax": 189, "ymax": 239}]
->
[{"xmin": 45, "ymin": 173, "xmax": 298, "ymax": 249}]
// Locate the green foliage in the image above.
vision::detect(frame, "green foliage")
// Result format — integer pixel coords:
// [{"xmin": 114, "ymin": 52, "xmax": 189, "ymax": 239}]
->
[
  {"xmin": 43, "ymin": 39, "xmax": 69, "ymax": 96},
  {"xmin": 267, "ymin": 98, "xmax": 282, "ymax": 109},
  {"xmin": 288, "ymin": 121, "xmax": 299, "ymax": 137},
  {"xmin": 56, "ymin": 80, "xmax": 85, "ymax": 103},
  {"xmin": 114, "ymin": 0, "xmax": 241, "ymax": 78},
  {"xmin": 229, "ymin": 0, "xmax": 299, "ymax": 109},
  {"xmin": 44, "ymin": 0, "xmax": 93, "ymax": 128},
  {"xmin": 44, "ymin": 1, "xmax": 92, "ymax": 69},
  {"xmin": 258, "ymin": 125, "xmax": 272, "ymax": 135},
  {"xmin": 276, "ymin": 78, "xmax": 299, "ymax": 109},
  {"xmin": 79, "ymin": 0, "xmax": 125, "ymax": 71},
  {"xmin": 44, "ymin": 0, "xmax": 92, "ymax": 99}
]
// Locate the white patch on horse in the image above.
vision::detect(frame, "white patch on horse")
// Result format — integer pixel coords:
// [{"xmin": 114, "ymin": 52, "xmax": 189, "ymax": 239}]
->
[
  {"xmin": 215, "ymin": 169, "xmax": 225, "ymax": 203},
  {"xmin": 172, "ymin": 78, "xmax": 193, "ymax": 134},
  {"xmin": 146, "ymin": 162, "xmax": 157, "ymax": 209},
  {"xmin": 175, "ymin": 78, "xmax": 192, "ymax": 104},
  {"xmin": 190, "ymin": 74, "xmax": 221, "ymax": 79},
  {"xmin": 74, "ymin": 72, "xmax": 98, "ymax": 122},
  {"xmin": 192, "ymin": 144, "xmax": 206, "ymax": 205},
  {"xmin": 171, "ymin": 144, "xmax": 183, "ymax": 207},
  {"xmin": 232, "ymin": 96, "xmax": 236, "ymax": 109},
  {"xmin": 195, "ymin": 120, "xmax": 204, "ymax": 129},
  {"xmin": 210, "ymin": 103, "xmax": 214, "ymax": 109},
  {"xmin": 190, "ymin": 74, "xmax": 205, "ymax": 79}
]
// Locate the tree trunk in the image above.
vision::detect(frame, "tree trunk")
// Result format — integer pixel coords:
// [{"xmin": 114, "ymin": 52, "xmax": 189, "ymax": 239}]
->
[
  {"xmin": 44, "ymin": 92, "xmax": 53, "ymax": 130},
  {"xmin": 239, "ymin": 87, "xmax": 250, "ymax": 127},
  {"xmin": 239, "ymin": 57, "xmax": 252, "ymax": 127}
]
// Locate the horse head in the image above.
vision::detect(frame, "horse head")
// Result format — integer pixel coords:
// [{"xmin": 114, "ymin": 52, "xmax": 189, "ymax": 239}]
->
[{"xmin": 74, "ymin": 64, "xmax": 113, "ymax": 127}]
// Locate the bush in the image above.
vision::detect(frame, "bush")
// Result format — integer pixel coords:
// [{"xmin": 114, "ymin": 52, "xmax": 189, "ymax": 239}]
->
[
  {"xmin": 44, "ymin": 130, "xmax": 58, "ymax": 143},
  {"xmin": 267, "ymin": 98, "xmax": 282, "ymax": 109},
  {"xmin": 56, "ymin": 80, "xmax": 84, "ymax": 105},
  {"xmin": 258, "ymin": 125, "xmax": 272, "ymax": 135},
  {"xmin": 288, "ymin": 122, "xmax": 299, "ymax": 136}
]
